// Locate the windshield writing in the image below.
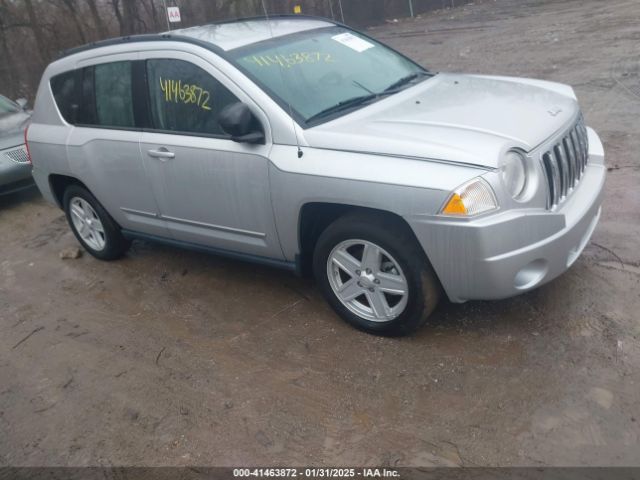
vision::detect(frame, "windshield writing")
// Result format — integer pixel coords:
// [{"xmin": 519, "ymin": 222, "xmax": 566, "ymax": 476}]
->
[{"xmin": 231, "ymin": 27, "xmax": 427, "ymax": 123}]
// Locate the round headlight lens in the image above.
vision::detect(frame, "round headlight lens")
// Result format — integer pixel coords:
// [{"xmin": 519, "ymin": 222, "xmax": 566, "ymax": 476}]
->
[{"xmin": 500, "ymin": 150, "xmax": 527, "ymax": 198}]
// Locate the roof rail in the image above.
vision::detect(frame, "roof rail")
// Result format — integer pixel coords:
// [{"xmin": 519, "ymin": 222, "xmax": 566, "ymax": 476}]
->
[{"xmin": 59, "ymin": 34, "xmax": 170, "ymax": 59}]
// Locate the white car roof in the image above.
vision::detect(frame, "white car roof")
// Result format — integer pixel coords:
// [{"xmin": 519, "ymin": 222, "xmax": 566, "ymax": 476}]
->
[{"xmin": 170, "ymin": 17, "xmax": 336, "ymax": 51}]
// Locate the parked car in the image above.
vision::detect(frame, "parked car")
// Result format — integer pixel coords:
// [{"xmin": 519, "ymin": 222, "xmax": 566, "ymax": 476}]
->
[
  {"xmin": 27, "ymin": 16, "xmax": 605, "ymax": 335},
  {"xmin": 0, "ymin": 94, "xmax": 33, "ymax": 195}
]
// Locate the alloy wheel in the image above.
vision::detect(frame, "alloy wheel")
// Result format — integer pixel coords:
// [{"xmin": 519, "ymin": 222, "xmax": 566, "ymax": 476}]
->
[
  {"xmin": 69, "ymin": 196, "xmax": 106, "ymax": 251},
  {"xmin": 326, "ymin": 239, "xmax": 409, "ymax": 322}
]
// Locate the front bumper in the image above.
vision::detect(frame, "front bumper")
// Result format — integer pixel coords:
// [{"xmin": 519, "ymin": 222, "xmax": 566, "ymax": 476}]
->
[
  {"xmin": 408, "ymin": 127, "xmax": 606, "ymax": 303},
  {"xmin": 0, "ymin": 147, "xmax": 33, "ymax": 195}
]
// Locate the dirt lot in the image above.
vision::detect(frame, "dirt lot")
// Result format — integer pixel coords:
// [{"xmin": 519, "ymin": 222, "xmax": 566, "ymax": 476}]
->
[{"xmin": 1, "ymin": 0, "xmax": 639, "ymax": 467}]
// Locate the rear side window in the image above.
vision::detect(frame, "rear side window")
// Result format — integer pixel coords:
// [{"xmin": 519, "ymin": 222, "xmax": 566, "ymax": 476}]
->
[
  {"xmin": 146, "ymin": 59, "xmax": 240, "ymax": 136},
  {"xmin": 51, "ymin": 71, "xmax": 79, "ymax": 124},
  {"xmin": 93, "ymin": 61, "xmax": 135, "ymax": 128}
]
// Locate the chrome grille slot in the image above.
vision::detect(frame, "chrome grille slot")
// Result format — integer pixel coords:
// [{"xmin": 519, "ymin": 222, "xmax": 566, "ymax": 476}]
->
[
  {"xmin": 555, "ymin": 143, "xmax": 570, "ymax": 197},
  {"xmin": 564, "ymin": 136, "xmax": 576, "ymax": 188},
  {"xmin": 3, "ymin": 145, "xmax": 29, "ymax": 164},
  {"xmin": 541, "ymin": 116, "xmax": 589, "ymax": 209},
  {"xmin": 568, "ymin": 130, "xmax": 580, "ymax": 183}
]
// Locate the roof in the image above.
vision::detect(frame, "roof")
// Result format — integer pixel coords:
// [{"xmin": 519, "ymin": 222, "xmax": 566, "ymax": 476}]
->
[
  {"xmin": 59, "ymin": 15, "xmax": 338, "ymax": 58},
  {"xmin": 171, "ymin": 16, "xmax": 336, "ymax": 51}
]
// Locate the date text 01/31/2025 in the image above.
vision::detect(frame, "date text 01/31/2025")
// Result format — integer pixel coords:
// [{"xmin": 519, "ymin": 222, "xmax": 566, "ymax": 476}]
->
[{"xmin": 233, "ymin": 468, "xmax": 401, "ymax": 478}]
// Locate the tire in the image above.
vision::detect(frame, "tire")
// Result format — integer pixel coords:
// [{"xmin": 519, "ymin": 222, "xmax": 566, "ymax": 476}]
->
[
  {"xmin": 313, "ymin": 211, "xmax": 441, "ymax": 336},
  {"xmin": 63, "ymin": 184, "xmax": 130, "ymax": 260}
]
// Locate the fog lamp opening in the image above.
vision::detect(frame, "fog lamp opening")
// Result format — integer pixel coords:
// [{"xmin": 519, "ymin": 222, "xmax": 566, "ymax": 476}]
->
[{"xmin": 514, "ymin": 259, "xmax": 548, "ymax": 290}]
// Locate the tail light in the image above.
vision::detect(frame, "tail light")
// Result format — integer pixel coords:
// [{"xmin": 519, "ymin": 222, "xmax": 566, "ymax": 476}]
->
[{"xmin": 24, "ymin": 123, "xmax": 32, "ymax": 165}]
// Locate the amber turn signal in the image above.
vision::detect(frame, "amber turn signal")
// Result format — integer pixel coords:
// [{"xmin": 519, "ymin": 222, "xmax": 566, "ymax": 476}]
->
[
  {"xmin": 442, "ymin": 193, "xmax": 467, "ymax": 215},
  {"xmin": 440, "ymin": 178, "xmax": 498, "ymax": 217}
]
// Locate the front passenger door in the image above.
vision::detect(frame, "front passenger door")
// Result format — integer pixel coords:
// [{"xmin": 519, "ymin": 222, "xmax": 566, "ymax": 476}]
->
[{"xmin": 139, "ymin": 54, "xmax": 283, "ymax": 261}]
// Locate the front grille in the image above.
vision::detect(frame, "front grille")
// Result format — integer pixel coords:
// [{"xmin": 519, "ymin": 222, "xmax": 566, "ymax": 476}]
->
[
  {"xmin": 541, "ymin": 115, "xmax": 589, "ymax": 209},
  {"xmin": 3, "ymin": 145, "xmax": 29, "ymax": 164}
]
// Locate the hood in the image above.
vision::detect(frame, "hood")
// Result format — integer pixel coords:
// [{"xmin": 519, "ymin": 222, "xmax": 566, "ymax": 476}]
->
[
  {"xmin": 0, "ymin": 110, "xmax": 31, "ymax": 150},
  {"xmin": 303, "ymin": 73, "xmax": 579, "ymax": 169}
]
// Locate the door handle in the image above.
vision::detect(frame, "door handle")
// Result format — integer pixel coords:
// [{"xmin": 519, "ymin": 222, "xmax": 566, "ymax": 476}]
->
[{"xmin": 147, "ymin": 148, "xmax": 175, "ymax": 160}]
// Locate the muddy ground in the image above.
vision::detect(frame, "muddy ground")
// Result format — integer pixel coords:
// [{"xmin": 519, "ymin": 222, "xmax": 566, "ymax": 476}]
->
[{"xmin": 1, "ymin": 0, "xmax": 639, "ymax": 467}]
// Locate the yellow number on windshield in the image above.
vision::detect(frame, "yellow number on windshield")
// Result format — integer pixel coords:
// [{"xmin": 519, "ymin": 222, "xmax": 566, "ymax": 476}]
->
[{"xmin": 159, "ymin": 77, "xmax": 211, "ymax": 111}]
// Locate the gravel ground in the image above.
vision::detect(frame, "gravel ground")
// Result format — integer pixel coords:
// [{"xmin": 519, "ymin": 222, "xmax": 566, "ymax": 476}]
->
[{"xmin": 1, "ymin": 0, "xmax": 639, "ymax": 467}]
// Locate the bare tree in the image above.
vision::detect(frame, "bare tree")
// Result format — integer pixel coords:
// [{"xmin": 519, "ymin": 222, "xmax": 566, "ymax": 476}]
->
[
  {"xmin": 0, "ymin": 2, "xmax": 16, "ymax": 98},
  {"xmin": 121, "ymin": 0, "xmax": 144, "ymax": 35},
  {"xmin": 57, "ymin": 0, "xmax": 87, "ymax": 44},
  {"xmin": 199, "ymin": 0, "xmax": 236, "ymax": 22},
  {"xmin": 109, "ymin": 0, "xmax": 125, "ymax": 35},
  {"xmin": 23, "ymin": 0, "xmax": 48, "ymax": 63},
  {"xmin": 85, "ymin": 0, "xmax": 109, "ymax": 39},
  {"xmin": 140, "ymin": 0, "xmax": 161, "ymax": 31}
]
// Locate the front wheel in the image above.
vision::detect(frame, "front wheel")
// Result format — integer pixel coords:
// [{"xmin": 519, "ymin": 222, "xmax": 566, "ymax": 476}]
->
[{"xmin": 313, "ymin": 212, "xmax": 441, "ymax": 336}]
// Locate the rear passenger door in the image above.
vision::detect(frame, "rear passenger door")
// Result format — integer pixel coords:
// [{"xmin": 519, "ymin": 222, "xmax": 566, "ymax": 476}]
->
[
  {"xmin": 64, "ymin": 54, "xmax": 168, "ymax": 237},
  {"xmin": 139, "ymin": 52, "xmax": 283, "ymax": 260}
]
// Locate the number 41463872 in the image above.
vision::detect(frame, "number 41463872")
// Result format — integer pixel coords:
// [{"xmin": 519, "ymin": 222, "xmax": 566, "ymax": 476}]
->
[{"xmin": 159, "ymin": 77, "xmax": 211, "ymax": 111}]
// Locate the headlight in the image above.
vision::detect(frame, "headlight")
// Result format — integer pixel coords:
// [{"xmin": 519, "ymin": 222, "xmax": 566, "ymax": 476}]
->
[
  {"xmin": 440, "ymin": 178, "xmax": 498, "ymax": 216},
  {"xmin": 500, "ymin": 149, "xmax": 527, "ymax": 199}
]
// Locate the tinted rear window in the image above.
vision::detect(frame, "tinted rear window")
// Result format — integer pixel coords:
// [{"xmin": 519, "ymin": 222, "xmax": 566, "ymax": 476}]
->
[
  {"xmin": 50, "ymin": 62, "xmax": 135, "ymax": 128},
  {"xmin": 50, "ymin": 70, "xmax": 79, "ymax": 123},
  {"xmin": 93, "ymin": 61, "xmax": 135, "ymax": 128}
]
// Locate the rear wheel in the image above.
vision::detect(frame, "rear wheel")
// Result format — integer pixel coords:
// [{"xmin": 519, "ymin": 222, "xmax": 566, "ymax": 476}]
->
[
  {"xmin": 63, "ymin": 185, "xmax": 130, "ymax": 260},
  {"xmin": 313, "ymin": 212, "xmax": 440, "ymax": 336}
]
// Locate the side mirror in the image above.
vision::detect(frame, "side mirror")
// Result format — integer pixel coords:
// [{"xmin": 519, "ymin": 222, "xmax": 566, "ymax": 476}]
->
[
  {"xmin": 15, "ymin": 98, "xmax": 28, "ymax": 110},
  {"xmin": 218, "ymin": 102, "xmax": 264, "ymax": 144}
]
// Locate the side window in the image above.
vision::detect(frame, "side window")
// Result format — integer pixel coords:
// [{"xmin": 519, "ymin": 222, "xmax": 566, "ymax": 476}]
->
[
  {"xmin": 146, "ymin": 59, "xmax": 240, "ymax": 136},
  {"xmin": 50, "ymin": 70, "xmax": 79, "ymax": 124},
  {"xmin": 92, "ymin": 61, "xmax": 135, "ymax": 128}
]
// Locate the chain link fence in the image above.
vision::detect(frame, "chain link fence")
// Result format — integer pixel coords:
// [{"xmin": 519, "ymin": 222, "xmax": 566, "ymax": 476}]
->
[{"xmin": 166, "ymin": 0, "xmax": 462, "ymax": 28}]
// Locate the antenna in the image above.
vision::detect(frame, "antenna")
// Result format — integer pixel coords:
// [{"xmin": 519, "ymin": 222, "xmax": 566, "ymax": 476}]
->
[{"xmin": 260, "ymin": 0, "xmax": 304, "ymax": 159}]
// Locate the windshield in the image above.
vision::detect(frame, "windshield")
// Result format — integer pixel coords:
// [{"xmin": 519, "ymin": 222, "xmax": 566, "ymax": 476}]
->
[
  {"xmin": 0, "ymin": 95, "xmax": 19, "ymax": 116},
  {"xmin": 230, "ymin": 26, "xmax": 429, "ymax": 125}
]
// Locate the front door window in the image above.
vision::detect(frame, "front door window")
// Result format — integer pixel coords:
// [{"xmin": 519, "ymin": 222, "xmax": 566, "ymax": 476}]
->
[{"xmin": 146, "ymin": 59, "xmax": 240, "ymax": 137}]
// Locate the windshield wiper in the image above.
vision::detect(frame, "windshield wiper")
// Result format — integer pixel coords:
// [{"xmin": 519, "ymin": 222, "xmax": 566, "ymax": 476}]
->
[
  {"xmin": 383, "ymin": 71, "xmax": 430, "ymax": 93},
  {"xmin": 305, "ymin": 72, "xmax": 433, "ymax": 124},
  {"xmin": 306, "ymin": 93, "xmax": 378, "ymax": 123}
]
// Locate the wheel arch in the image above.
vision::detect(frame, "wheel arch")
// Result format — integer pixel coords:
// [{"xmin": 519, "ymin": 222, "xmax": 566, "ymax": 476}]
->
[
  {"xmin": 49, "ymin": 174, "xmax": 90, "ymax": 209},
  {"xmin": 297, "ymin": 202, "xmax": 431, "ymax": 277}
]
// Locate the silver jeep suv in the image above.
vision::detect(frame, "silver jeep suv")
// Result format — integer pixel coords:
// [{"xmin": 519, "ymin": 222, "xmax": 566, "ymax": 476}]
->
[{"xmin": 28, "ymin": 16, "xmax": 606, "ymax": 335}]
